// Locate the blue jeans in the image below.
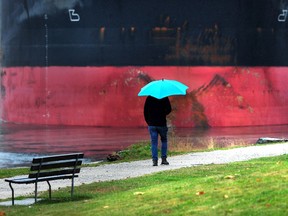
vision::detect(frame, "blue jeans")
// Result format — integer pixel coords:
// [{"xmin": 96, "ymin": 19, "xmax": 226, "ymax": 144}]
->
[{"xmin": 148, "ymin": 126, "xmax": 168, "ymax": 160}]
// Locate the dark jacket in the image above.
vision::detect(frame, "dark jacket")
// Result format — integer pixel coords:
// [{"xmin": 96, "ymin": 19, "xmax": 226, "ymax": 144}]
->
[{"xmin": 144, "ymin": 96, "xmax": 172, "ymax": 126}]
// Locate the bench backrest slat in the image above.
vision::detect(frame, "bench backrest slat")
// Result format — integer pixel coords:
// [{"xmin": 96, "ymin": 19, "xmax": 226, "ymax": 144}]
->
[
  {"xmin": 32, "ymin": 153, "xmax": 84, "ymax": 164},
  {"xmin": 29, "ymin": 168, "xmax": 81, "ymax": 179},
  {"xmin": 28, "ymin": 153, "xmax": 84, "ymax": 179},
  {"xmin": 30, "ymin": 161, "xmax": 82, "ymax": 171}
]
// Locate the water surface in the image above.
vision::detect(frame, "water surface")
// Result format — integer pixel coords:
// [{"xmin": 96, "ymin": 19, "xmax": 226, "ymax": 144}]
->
[{"xmin": 0, "ymin": 123, "xmax": 287, "ymax": 168}]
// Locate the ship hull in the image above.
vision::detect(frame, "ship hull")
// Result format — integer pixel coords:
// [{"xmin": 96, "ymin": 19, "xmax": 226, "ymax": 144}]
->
[
  {"xmin": 1, "ymin": 66, "xmax": 288, "ymax": 127},
  {"xmin": 1, "ymin": 0, "xmax": 288, "ymax": 127}
]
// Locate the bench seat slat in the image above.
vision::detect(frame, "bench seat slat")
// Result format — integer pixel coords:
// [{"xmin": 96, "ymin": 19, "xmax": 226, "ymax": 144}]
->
[
  {"xmin": 30, "ymin": 161, "xmax": 82, "ymax": 171},
  {"xmin": 5, "ymin": 174, "xmax": 79, "ymax": 184},
  {"xmin": 29, "ymin": 168, "xmax": 81, "ymax": 179}
]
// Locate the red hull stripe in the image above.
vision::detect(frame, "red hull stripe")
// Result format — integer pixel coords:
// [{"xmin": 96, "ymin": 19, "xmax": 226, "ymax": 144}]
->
[{"xmin": 1, "ymin": 66, "xmax": 288, "ymax": 127}]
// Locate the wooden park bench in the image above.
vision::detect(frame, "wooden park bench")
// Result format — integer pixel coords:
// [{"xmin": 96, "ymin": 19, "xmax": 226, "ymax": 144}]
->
[{"xmin": 5, "ymin": 153, "xmax": 84, "ymax": 205}]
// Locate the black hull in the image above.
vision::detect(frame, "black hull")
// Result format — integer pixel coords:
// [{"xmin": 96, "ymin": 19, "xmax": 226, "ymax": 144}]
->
[{"xmin": 1, "ymin": 0, "xmax": 288, "ymax": 67}]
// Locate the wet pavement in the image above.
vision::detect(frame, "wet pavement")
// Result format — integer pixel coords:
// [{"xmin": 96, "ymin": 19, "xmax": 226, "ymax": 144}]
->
[
  {"xmin": 0, "ymin": 122, "xmax": 287, "ymax": 168},
  {"xmin": 1, "ymin": 143, "xmax": 288, "ymax": 204}
]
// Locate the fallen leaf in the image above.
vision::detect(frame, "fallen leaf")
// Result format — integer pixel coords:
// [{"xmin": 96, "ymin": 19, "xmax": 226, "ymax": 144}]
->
[
  {"xmin": 196, "ymin": 191, "xmax": 205, "ymax": 196},
  {"xmin": 133, "ymin": 192, "xmax": 145, "ymax": 195},
  {"xmin": 224, "ymin": 175, "xmax": 235, "ymax": 179}
]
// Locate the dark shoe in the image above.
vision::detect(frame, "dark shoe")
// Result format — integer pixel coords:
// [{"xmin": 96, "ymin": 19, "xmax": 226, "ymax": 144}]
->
[
  {"xmin": 161, "ymin": 157, "xmax": 169, "ymax": 165},
  {"xmin": 153, "ymin": 159, "xmax": 158, "ymax": 166}
]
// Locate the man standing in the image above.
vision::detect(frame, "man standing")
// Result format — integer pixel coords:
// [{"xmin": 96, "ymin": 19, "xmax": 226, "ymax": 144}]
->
[{"xmin": 144, "ymin": 96, "xmax": 172, "ymax": 166}]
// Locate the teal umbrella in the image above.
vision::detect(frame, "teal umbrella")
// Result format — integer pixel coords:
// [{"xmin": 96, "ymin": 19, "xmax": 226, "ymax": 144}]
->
[{"xmin": 138, "ymin": 79, "xmax": 188, "ymax": 99}]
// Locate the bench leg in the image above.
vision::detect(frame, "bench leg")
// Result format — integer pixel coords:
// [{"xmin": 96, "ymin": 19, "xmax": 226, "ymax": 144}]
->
[
  {"xmin": 71, "ymin": 177, "xmax": 74, "ymax": 197},
  {"xmin": 47, "ymin": 181, "xmax": 51, "ymax": 199},
  {"xmin": 35, "ymin": 182, "xmax": 38, "ymax": 203},
  {"xmin": 8, "ymin": 182, "xmax": 15, "ymax": 206}
]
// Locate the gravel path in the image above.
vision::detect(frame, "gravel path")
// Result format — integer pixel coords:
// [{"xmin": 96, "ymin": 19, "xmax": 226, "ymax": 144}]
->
[{"xmin": 0, "ymin": 143, "xmax": 287, "ymax": 201}]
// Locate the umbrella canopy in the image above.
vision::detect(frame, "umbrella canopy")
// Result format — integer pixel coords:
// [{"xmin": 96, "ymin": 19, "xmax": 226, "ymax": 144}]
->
[{"xmin": 138, "ymin": 79, "xmax": 189, "ymax": 99}]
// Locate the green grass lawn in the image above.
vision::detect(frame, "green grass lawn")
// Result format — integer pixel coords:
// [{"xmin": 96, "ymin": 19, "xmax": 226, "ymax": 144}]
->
[{"xmin": 1, "ymin": 154, "xmax": 287, "ymax": 216}]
